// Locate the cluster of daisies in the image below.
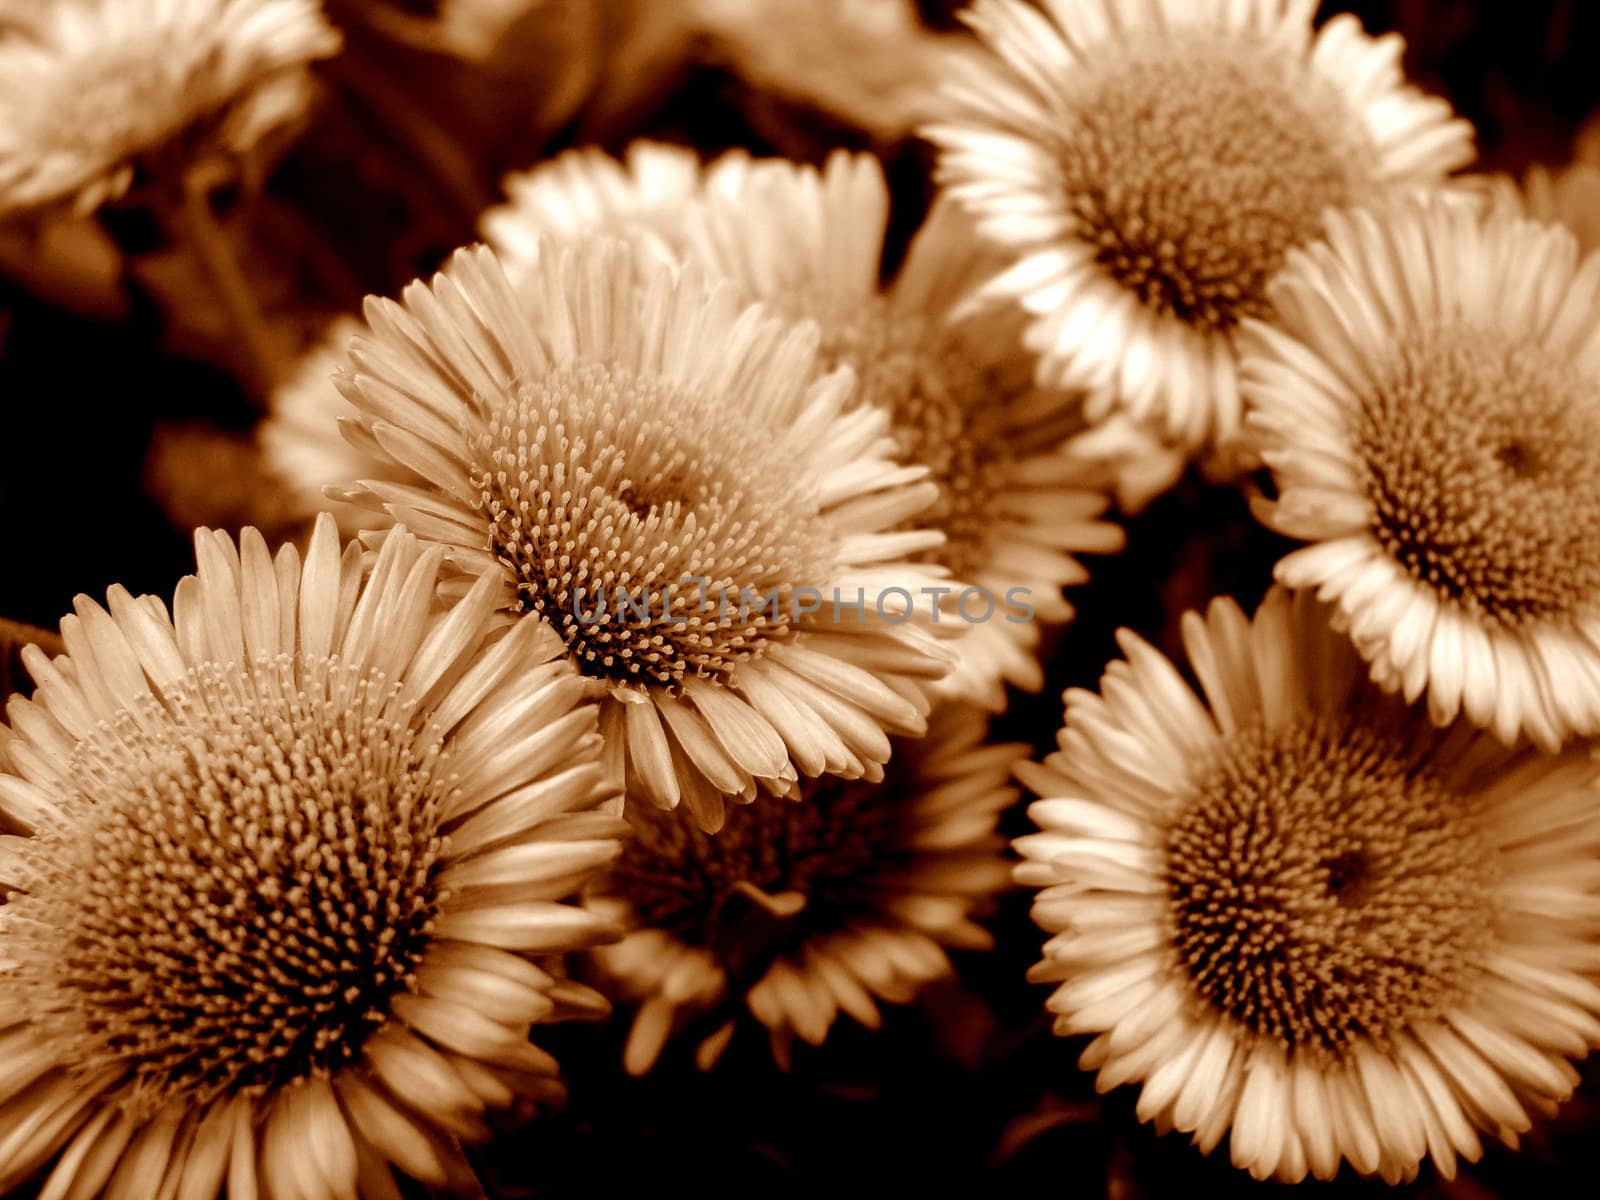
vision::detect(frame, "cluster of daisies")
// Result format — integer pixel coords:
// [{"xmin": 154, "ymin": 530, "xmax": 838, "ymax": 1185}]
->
[{"xmin": 2, "ymin": 0, "xmax": 1599, "ymax": 1194}]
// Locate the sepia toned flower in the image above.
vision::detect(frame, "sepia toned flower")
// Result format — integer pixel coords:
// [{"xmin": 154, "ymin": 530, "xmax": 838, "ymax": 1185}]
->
[
  {"xmin": 924, "ymin": 0, "xmax": 1473, "ymax": 450},
  {"xmin": 0, "ymin": 516, "xmax": 624, "ymax": 1197},
  {"xmin": 593, "ymin": 704, "xmax": 1020, "ymax": 1073},
  {"xmin": 333, "ymin": 238, "xmax": 953, "ymax": 831},
  {"xmin": 1244, "ymin": 198, "xmax": 1600, "ymax": 749},
  {"xmin": 1056, "ymin": 413, "xmax": 1189, "ymax": 518},
  {"xmin": 481, "ymin": 139, "xmax": 711, "ymax": 279},
  {"xmin": 683, "ymin": 151, "xmax": 1125, "ymax": 710},
  {"xmin": 259, "ymin": 316, "xmax": 422, "ymax": 537},
  {"xmin": 267, "ymin": 145, "xmax": 715, "ymax": 538},
  {"xmin": 1492, "ymin": 159, "xmax": 1600, "ymax": 256},
  {"xmin": 1016, "ymin": 586, "xmax": 1600, "ymax": 1183},
  {"xmin": 0, "ymin": 0, "xmax": 341, "ymax": 218}
]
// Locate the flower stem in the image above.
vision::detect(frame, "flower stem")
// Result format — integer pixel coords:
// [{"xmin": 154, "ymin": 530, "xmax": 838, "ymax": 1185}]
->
[{"xmin": 178, "ymin": 174, "xmax": 279, "ymax": 402}]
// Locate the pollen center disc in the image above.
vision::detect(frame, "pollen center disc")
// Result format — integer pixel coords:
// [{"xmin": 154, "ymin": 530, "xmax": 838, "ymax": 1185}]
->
[
  {"xmin": 1164, "ymin": 717, "xmax": 1497, "ymax": 1060},
  {"xmin": 1354, "ymin": 322, "xmax": 1600, "ymax": 626},
  {"xmin": 1056, "ymin": 31, "xmax": 1374, "ymax": 332},
  {"xmin": 607, "ymin": 773, "xmax": 900, "ymax": 984},
  {"xmin": 8, "ymin": 656, "xmax": 447, "ymax": 1116},
  {"xmin": 474, "ymin": 362, "xmax": 841, "ymax": 689}
]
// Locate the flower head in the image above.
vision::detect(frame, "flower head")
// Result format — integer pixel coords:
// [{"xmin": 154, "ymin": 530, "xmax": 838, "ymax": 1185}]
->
[
  {"xmin": 1016, "ymin": 587, "xmax": 1600, "ymax": 1183},
  {"xmin": 925, "ymin": 0, "xmax": 1473, "ymax": 449},
  {"xmin": 1056, "ymin": 413, "xmax": 1188, "ymax": 517},
  {"xmin": 683, "ymin": 151, "xmax": 1125, "ymax": 709},
  {"xmin": 267, "ymin": 144, "xmax": 731, "ymax": 538},
  {"xmin": 260, "ymin": 316, "xmax": 407, "ymax": 536},
  {"xmin": 333, "ymin": 239, "xmax": 952, "ymax": 831},
  {"xmin": 481, "ymin": 140, "xmax": 712, "ymax": 280},
  {"xmin": 0, "ymin": 516, "xmax": 623, "ymax": 1197},
  {"xmin": 1244, "ymin": 198, "xmax": 1600, "ymax": 749},
  {"xmin": 0, "ymin": 0, "xmax": 340, "ymax": 217},
  {"xmin": 593, "ymin": 704, "xmax": 1020, "ymax": 1072},
  {"xmin": 1521, "ymin": 161, "xmax": 1600, "ymax": 253}
]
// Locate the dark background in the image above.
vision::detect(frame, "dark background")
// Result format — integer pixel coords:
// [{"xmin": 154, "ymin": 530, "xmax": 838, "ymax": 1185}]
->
[{"xmin": 3, "ymin": 3, "xmax": 1598, "ymax": 1196}]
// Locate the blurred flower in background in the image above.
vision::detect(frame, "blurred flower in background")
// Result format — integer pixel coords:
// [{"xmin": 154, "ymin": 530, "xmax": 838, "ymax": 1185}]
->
[
  {"xmin": 259, "ymin": 314, "xmax": 400, "ymax": 534},
  {"xmin": 357, "ymin": 0, "xmax": 552, "ymax": 64},
  {"xmin": 0, "ymin": 0, "xmax": 340, "ymax": 218},
  {"xmin": 1513, "ymin": 160, "xmax": 1600, "ymax": 255},
  {"xmin": 481, "ymin": 140, "xmax": 708, "ymax": 277}
]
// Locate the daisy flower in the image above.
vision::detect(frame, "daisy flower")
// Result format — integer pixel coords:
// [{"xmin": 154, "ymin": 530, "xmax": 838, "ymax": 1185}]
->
[
  {"xmin": 0, "ymin": 515, "xmax": 625, "ymax": 1198},
  {"xmin": 592, "ymin": 704, "xmax": 1020, "ymax": 1073},
  {"xmin": 260, "ymin": 316, "xmax": 401, "ymax": 536},
  {"xmin": 1244, "ymin": 198, "xmax": 1600, "ymax": 750},
  {"xmin": 1498, "ymin": 160, "xmax": 1600, "ymax": 257},
  {"xmin": 924, "ymin": 0, "xmax": 1474, "ymax": 450},
  {"xmin": 333, "ymin": 238, "xmax": 953, "ymax": 831},
  {"xmin": 268, "ymin": 144, "xmax": 725, "ymax": 537},
  {"xmin": 1016, "ymin": 586, "xmax": 1600, "ymax": 1184},
  {"xmin": 0, "ymin": 0, "xmax": 341, "ymax": 218},
  {"xmin": 684, "ymin": 151, "xmax": 1125, "ymax": 711},
  {"xmin": 1057, "ymin": 413, "xmax": 1188, "ymax": 517},
  {"xmin": 481, "ymin": 140, "xmax": 713, "ymax": 280}
]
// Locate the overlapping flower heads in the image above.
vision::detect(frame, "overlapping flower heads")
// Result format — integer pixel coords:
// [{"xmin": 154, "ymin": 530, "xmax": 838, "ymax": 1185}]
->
[
  {"xmin": 1015, "ymin": 587, "xmax": 1600, "ymax": 1184},
  {"xmin": 1481, "ymin": 158, "xmax": 1600, "ymax": 256},
  {"xmin": 481, "ymin": 139, "xmax": 712, "ymax": 277},
  {"xmin": 0, "ymin": 0, "xmax": 340, "ymax": 217},
  {"xmin": 681, "ymin": 151, "xmax": 1126, "ymax": 709},
  {"xmin": 1243, "ymin": 198, "xmax": 1600, "ymax": 749},
  {"xmin": 260, "ymin": 315, "xmax": 399, "ymax": 535},
  {"xmin": 925, "ymin": 0, "xmax": 1474, "ymax": 451},
  {"xmin": 266, "ymin": 142, "xmax": 713, "ymax": 534},
  {"xmin": 332, "ymin": 237, "xmax": 954, "ymax": 831},
  {"xmin": 7, "ymin": 0, "xmax": 1600, "ymax": 1191},
  {"xmin": 592, "ymin": 704, "xmax": 1020, "ymax": 1072},
  {"xmin": 0, "ymin": 516, "xmax": 624, "ymax": 1197}
]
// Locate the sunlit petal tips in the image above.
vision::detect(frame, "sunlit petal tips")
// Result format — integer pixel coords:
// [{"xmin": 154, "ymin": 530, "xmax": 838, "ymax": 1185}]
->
[
  {"xmin": 0, "ymin": 516, "xmax": 624, "ymax": 1198},
  {"xmin": 480, "ymin": 139, "xmax": 712, "ymax": 279},
  {"xmin": 1524, "ymin": 160, "xmax": 1600, "ymax": 253},
  {"xmin": 269, "ymin": 143, "xmax": 715, "ymax": 540},
  {"xmin": 334, "ymin": 237, "xmax": 953, "ymax": 830},
  {"xmin": 592, "ymin": 705, "xmax": 1022, "ymax": 1072},
  {"xmin": 1016, "ymin": 586, "xmax": 1600, "ymax": 1183},
  {"xmin": 260, "ymin": 315, "xmax": 403, "ymax": 536},
  {"xmin": 1243, "ymin": 197, "xmax": 1600, "ymax": 749},
  {"xmin": 925, "ymin": 0, "xmax": 1473, "ymax": 451},
  {"xmin": 0, "ymin": 0, "xmax": 340, "ymax": 217},
  {"xmin": 682, "ymin": 151, "xmax": 1126, "ymax": 711}
]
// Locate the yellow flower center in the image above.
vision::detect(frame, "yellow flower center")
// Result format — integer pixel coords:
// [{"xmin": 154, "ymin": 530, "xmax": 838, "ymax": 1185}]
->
[
  {"xmin": 1355, "ymin": 322, "xmax": 1600, "ymax": 626},
  {"xmin": 2, "ymin": 656, "xmax": 447, "ymax": 1118},
  {"xmin": 1056, "ymin": 31, "xmax": 1372, "ymax": 332},
  {"xmin": 475, "ymin": 362, "xmax": 840, "ymax": 690},
  {"xmin": 1165, "ymin": 717, "xmax": 1496, "ymax": 1061}
]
